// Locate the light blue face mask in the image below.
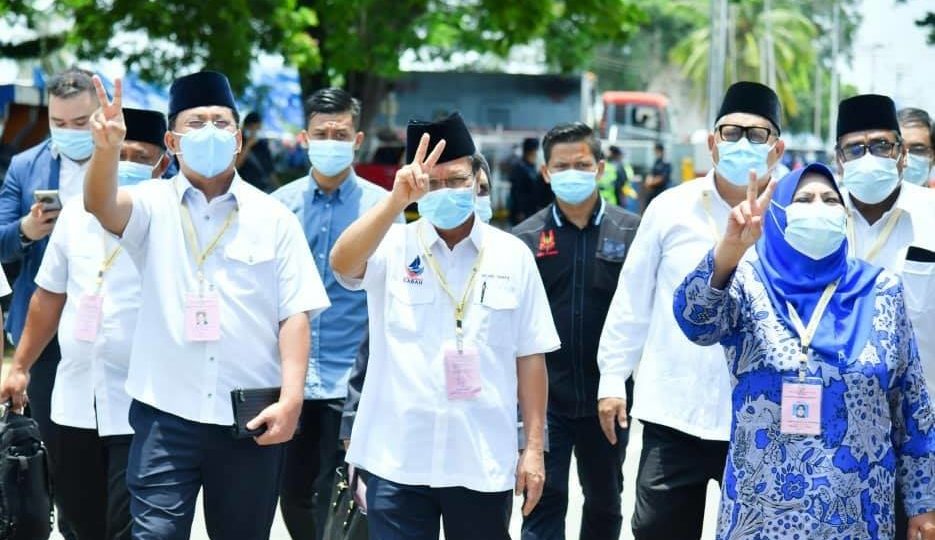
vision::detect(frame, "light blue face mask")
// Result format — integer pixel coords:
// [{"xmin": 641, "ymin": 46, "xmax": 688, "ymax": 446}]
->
[
  {"xmin": 841, "ymin": 153, "xmax": 900, "ymax": 204},
  {"xmin": 117, "ymin": 160, "xmax": 155, "ymax": 186},
  {"xmin": 781, "ymin": 201, "xmax": 847, "ymax": 260},
  {"xmin": 175, "ymin": 124, "xmax": 238, "ymax": 178},
  {"xmin": 50, "ymin": 127, "xmax": 94, "ymax": 161},
  {"xmin": 715, "ymin": 138, "xmax": 772, "ymax": 186},
  {"xmin": 903, "ymin": 153, "xmax": 932, "ymax": 186},
  {"xmin": 307, "ymin": 139, "xmax": 355, "ymax": 177},
  {"xmin": 475, "ymin": 195, "xmax": 493, "ymax": 223},
  {"xmin": 549, "ymin": 169, "xmax": 597, "ymax": 205},
  {"xmin": 418, "ymin": 185, "xmax": 476, "ymax": 230}
]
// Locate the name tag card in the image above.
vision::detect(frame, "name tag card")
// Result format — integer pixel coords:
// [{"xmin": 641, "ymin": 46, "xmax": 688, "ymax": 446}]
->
[
  {"xmin": 74, "ymin": 294, "xmax": 104, "ymax": 342},
  {"xmin": 780, "ymin": 376, "xmax": 823, "ymax": 436},
  {"xmin": 443, "ymin": 342, "xmax": 481, "ymax": 400},
  {"xmin": 184, "ymin": 292, "xmax": 221, "ymax": 342}
]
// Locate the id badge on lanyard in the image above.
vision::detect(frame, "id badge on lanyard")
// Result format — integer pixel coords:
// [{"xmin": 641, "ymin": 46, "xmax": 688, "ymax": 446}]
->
[{"xmin": 74, "ymin": 241, "xmax": 122, "ymax": 343}]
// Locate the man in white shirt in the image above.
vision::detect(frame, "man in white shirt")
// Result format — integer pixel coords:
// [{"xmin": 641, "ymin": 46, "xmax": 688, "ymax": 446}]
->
[
  {"xmin": 598, "ymin": 82, "xmax": 786, "ymax": 539},
  {"xmin": 835, "ymin": 93, "xmax": 935, "ymax": 540},
  {"xmin": 83, "ymin": 71, "xmax": 330, "ymax": 540},
  {"xmin": 330, "ymin": 112, "xmax": 560, "ymax": 540},
  {"xmin": 0, "ymin": 107, "xmax": 169, "ymax": 540}
]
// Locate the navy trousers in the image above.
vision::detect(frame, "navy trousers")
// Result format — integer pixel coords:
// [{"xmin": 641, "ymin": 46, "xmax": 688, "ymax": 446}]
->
[
  {"xmin": 365, "ymin": 473, "xmax": 512, "ymax": 540},
  {"xmin": 126, "ymin": 400, "xmax": 284, "ymax": 540}
]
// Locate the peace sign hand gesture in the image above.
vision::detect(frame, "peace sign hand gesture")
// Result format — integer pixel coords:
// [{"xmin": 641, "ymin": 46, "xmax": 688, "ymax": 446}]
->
[
  {"xmin": 723, "ymin": 169, "xmax": 777, "ymax": 252},
  {"xmin": 89, "ymin": 75, "xmax": 126, "ymax": 151},
  {"xmin": 391, "ymin": 133, "xmax": 446, "ymax": 208}
]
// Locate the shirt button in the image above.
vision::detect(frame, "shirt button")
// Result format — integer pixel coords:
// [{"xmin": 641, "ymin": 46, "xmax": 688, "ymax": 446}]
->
[
  {"xmin": 209, "ymin": 356, "xmax": 215, "ymax": 362},
  {"xmin": 204, "ymin": 215, "xmax": 210, "ymax": 221},
  {"xmin": 207, "ymin": 393, "xmax": 213, "ymax": 398},
  {"xmin": 325, "ymin": 203, "xmax": 331, "ymax": 208},
  {"xmin": 320, "ymin": 226, "xmax": 327, "ymax": 232},
  {"xmin": 318, "ymin": 253, "xmax": 325, "ymax": 259}
]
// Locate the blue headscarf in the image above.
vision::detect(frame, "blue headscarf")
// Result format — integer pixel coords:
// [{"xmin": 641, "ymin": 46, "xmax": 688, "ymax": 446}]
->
[{"xmin": 752, "ymin": 163, "xmax": 882, "ymax": 361}]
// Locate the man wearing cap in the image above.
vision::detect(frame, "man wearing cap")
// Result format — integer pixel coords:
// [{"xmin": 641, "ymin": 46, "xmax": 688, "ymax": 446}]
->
[
  {"xmin": 331, "ymin": 113, "xmax": 560, "ymax": 540},
  {"xmin": 835, "ymin": 94, "xmax": 935, "ymax": 540},
  {"xmin": 598, "ymin": 81, "xmax": 785, "ymax": 539},
  {"xmin": 897, "ymin": 107, "xmax": 934, "ymax": 188},
  {"xmin": 83, "ymin": 71, "xmax": 330, "ymax": 539},
  {"xmin": 272, "ymin": 87, "xmax": 401, "ymax": 539},
  {"xmin": 510, "ymin": 137, "xmax": 548, "ymax": 225},
  {"xmin": 1, "ymin": 108, "xmax": 168, "ymax": 540}
]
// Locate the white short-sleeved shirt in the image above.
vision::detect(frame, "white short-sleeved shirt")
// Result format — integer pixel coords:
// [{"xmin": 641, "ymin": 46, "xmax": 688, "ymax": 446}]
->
[
  {"xmin": 845, "ymin": 181, "xmax": 935, "ymax": 395},
  {"xmin": 119, "ymin": 174, "xmax": 331, "ymax": 426},
  {"xmin": 338, "ymin": 218, "xmax": 560, "ymax": 492},
  {"xmin": 36, "ymin": 199, "xmax": 140, "ymax": 436}
]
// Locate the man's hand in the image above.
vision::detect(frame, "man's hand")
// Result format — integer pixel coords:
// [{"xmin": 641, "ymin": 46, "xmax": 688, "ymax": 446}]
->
[
  {"xmin": 598, "ymin": 397, "xmax": 628, "ymax": 445},
  {"xmin": 721, "ymin": 170, "xmax": 777, "ymax": 253},
  {"xmin": 909, "ymin": 511, "xmax": 935, "ymax": 540},
  {"xmin": 515, "ymin": 448, "xmax": 545, "ymax": 516},
  {"xmin": 20, "ymin": 203, "xmax": 59, "ymax": 241},
  {"xmin": 0, "ymin": 366, "xmax": 30, "ymax": 413},
  {"xmin": 390, "ymin": 133, "xmax": 446, "ymax": 208},
  {"xmin": 247, "ymin": 399, "xmax": 302, "ymax": 446},
  {"xmin": 89, "ymin": 76, "xmax": 126, "ymax": 151}
]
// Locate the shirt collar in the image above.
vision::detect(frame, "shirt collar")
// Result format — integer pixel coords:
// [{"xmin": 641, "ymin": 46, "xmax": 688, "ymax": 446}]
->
[
  {"xmin": 309, "ymin": 168, "xmax": 359, "ymax": 202},
  {"xmin": 173, "ymin": 172, "xmax": 246, "ymax": 208},
  {"xmin": 550, "ymin": 196, "xmax": 606, "ymax": 228},
  {"xmin": 418, "ymin": 215, "xmax": 486, "ymax": 252}
]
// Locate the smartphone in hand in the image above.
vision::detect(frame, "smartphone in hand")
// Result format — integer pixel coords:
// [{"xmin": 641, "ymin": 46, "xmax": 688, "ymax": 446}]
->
[{"xmin": 33, "ymin": 190, "xmax": 62, "ymax": 212}]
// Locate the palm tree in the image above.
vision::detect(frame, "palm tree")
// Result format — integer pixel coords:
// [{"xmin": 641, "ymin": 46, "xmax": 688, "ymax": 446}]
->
[{"xmin": 671, "ymin": 0, "xmax": 817, "ymax": 119}]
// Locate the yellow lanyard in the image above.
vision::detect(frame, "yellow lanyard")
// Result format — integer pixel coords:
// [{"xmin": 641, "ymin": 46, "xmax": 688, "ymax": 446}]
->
[
  {"xmin": 846, "ymin": 208, "xmax": 902, "ymax": 263},
  {"xmin": 785, "ymin": 280, "xmax": 839, "ymax": 381},
  {"xmin": 179, "ymin": 204, "xmax": 238, "ymax": 285},
  {"xmin": 416, "ymin": 223, "xmax": 485, "ymax": 352},
  {"xmin": 701, "ymin": 191, "xmax": 721, "ymax": 242},
  {"xmin": 94, "ymin": 238, "xmax": 122, "ymax": 294}
]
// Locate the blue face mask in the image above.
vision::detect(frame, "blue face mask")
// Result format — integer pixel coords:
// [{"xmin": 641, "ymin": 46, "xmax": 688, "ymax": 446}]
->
[
  {"xmin": 117, "ymin": 160, "xmax": 155, "ymax": 186},
  {"xmin": 842, "ymin": 154, "xmax": 900, "ymax": 204},
  {"xmin": 418, "ymin": 186, "xmax": 476, "ymax": 230},
  {"xmin": 175, "ymin": 124, "xmax": 238, "ymax": 178},
  {"xmin": 475, "ymin": 195, "xmax": 493, "ymax": 223},
  {"xmin": 50, "ymin": 127, "xmax": 94, "ymax": 161},
  {"xmin": 549, "ymin": 169, "xmax": 597, "ymax": 204},
  {"xmin": 782, "ymin": 201, "xmax": 847, "ymax": 260},
  {"xmin": 307, "ymin": 140, "xmax": 355, "ymax": 177},
  {"xmin": 903, "ymin": 153, "xmax": 932, "ymax": 186},
  {"xmin": 715, "ymin": 138, "xmax": 772, "ymax": 186}
]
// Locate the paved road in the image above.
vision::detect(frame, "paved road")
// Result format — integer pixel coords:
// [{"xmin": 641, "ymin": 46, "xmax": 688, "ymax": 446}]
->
[{"xmin": 51, "ymin": 421, "xmax": 720, "ymax": 539}]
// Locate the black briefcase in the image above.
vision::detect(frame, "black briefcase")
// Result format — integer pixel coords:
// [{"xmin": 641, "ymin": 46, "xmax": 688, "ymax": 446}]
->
[
  {"xmin": 322, "ymin": 466, "xmax": 368, "ymax": 540},
  {"xmin": 0, "ymin": 404, "xmax": 52, "ymax": 540}
]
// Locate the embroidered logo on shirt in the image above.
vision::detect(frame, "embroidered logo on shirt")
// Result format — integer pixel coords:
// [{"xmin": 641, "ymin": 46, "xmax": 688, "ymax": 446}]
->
[
  {"xmin": 537, "ymin": 230, "xmax": 559, "ymax": 258},
  {"xmin": 404, "ymin": 256, "xmax": 424, "ymax": 284},
  {"xmin": 599, "ymin": 238, "xmax": 627, "ymax": 260}
]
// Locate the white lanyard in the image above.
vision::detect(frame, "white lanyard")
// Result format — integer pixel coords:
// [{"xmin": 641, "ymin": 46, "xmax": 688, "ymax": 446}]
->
[{"xmin": 786, "ymin": 281, "xmax": 839, "ymax": 381}]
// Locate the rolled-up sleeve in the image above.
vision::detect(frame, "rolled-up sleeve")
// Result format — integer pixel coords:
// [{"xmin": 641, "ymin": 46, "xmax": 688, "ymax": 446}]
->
[
  {"xmin": 276, "ymin": 212, "xmax": 330, "ymax": 321},
  {"xmin": 118, "ymin": 187, "xmax": 154, "ymax": 258},
  {"xmin": 515, "ymin": 246, "xmax": 560, "ymax": 358}
]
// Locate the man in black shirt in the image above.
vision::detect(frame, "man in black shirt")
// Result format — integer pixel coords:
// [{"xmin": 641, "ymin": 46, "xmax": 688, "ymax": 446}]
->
[
  {"xmin": 642, "ymin": 142, "xmax": 671, "ymax": 211},
  {"xmin": 513, "ymin": 123, "xmax": 640, "ymax": 540}
]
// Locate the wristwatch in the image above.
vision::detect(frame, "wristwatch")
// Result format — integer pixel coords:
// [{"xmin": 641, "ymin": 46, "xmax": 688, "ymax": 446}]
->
[{"xmin": 18, "ymin": 221, "xmax": 33, "ymax": 247}]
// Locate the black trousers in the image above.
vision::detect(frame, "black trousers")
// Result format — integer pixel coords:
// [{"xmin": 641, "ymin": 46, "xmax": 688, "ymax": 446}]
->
[
  {"xmin": 521, "ymin": 413, "xmax": 629, "ymax": 540},
  {"xmin": 46, "ymin": 424, "xmax": 131, "ymax": 540},
  {"xmin": 631, "ymin": 421, "xmax": 729, "ymax": 540},
  {"xmin": 366, "ymin": 473, "xmax": 512, "ymax": 540},
  {"xmin": 25, "ymin": 338, "xmax": 77, "ymax": 540},
  {"xmin": 279, "ymin": 398, "xmax": 345, "ymax": 540}
]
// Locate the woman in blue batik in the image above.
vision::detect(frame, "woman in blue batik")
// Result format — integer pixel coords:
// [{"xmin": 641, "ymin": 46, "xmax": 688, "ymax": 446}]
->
[{"xmin": 672, "ymin": 163, "xmax": 935, "ymax": 540}]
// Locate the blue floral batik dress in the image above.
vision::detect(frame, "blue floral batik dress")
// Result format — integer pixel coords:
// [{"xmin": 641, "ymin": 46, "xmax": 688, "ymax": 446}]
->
[{"xmin": 673, "ymin": 251, "xmax": 935, "ymax": 540}]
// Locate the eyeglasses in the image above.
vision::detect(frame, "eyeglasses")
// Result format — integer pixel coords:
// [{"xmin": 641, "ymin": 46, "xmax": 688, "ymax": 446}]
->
[
  {"xmin": 837, "ymin": 139, "xmax": 901, "ymax": 162},
  {"xmin": 907, "ymin": 144, "xmax": 934, "ymax": 159},
  {"xmin": 716, "ymin": 124, "xmax": 774, "ymax": 145},
  {"xmin": 181, "ymin": 119, "xmax": 236, "ymax": 131},
  {"xmin": 428, "ymin": 174, "xmax": 474, "ymax": 191}
]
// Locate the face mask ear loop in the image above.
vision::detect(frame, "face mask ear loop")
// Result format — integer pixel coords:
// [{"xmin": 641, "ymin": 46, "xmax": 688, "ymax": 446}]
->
[{"xmin": 768, "ymin": 199, "xmax": 786, "ymax": 231}]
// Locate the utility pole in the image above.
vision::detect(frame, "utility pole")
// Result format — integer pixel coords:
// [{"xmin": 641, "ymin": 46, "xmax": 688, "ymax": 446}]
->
[
  {"xmin": 828, "ymin": 0, "xmax": 840, "ymax": 149},
  {"xmin": 707, "ymin": 0, "xmax": 728, "ymax": 126},
  {"xmin": 764, "ymin": 0, "xmax": 776, "ymax": 90}
]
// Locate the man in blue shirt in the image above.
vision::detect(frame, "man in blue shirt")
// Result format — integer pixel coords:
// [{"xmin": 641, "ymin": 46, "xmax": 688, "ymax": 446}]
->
[{"xmin": 273, "ymin": 88, "xmax": 400, "ymax": 540}]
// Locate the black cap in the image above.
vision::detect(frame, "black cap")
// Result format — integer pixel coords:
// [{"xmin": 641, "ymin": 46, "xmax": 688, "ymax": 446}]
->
[
  {"xmin": 167, "ymin": 71, "xmax": 237, "ymax": 117},
  {"xmin": 522, "ymin": 137, "xmax": 539, "ymax": 153},
  {"xmin": 836, "ymin": 94, "xmax": 900, "ymax": 140},
  {"xmin": 124, "ymin": 108, "xmax": 167, "ymax": 149},
  {"xmin": 406, "ymin": 112, "xmax": 476, "ymax": 164},
  {"xmin": 717, "ymin": 81, "xmax": 782, "ymax": 134}
]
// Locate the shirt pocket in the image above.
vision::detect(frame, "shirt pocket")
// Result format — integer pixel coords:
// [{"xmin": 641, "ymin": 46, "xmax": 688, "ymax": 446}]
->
[
  {"xmin": 902, "ymin": 260, "xmax": 935, "ymax": 321},
  {"xmin": 387, "ymin": 281, "xmax": 436, "ymax": 336},
  {"xmin": 223, "ymin": 241, "xmax": 277, "ymax": 294},
  {"xmin": 475, "ymin": 281, "xmax": 519, "ymax": 349},
  {"xmin": 592, "ymin": 252, "xmax": 624, "ymax": 293}
]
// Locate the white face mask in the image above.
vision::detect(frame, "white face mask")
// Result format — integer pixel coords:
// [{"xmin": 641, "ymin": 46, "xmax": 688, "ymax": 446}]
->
[
  {"xmin": 783, "ymin": 202, "xmax": 847, "ymax": 260},
  {"xmin": 841, "ymin": 154, "xmax": 900, "ymax": 204},
  {"xmin": 903, "ymin": 153, "xmax": 932, "ymax": 186}
]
